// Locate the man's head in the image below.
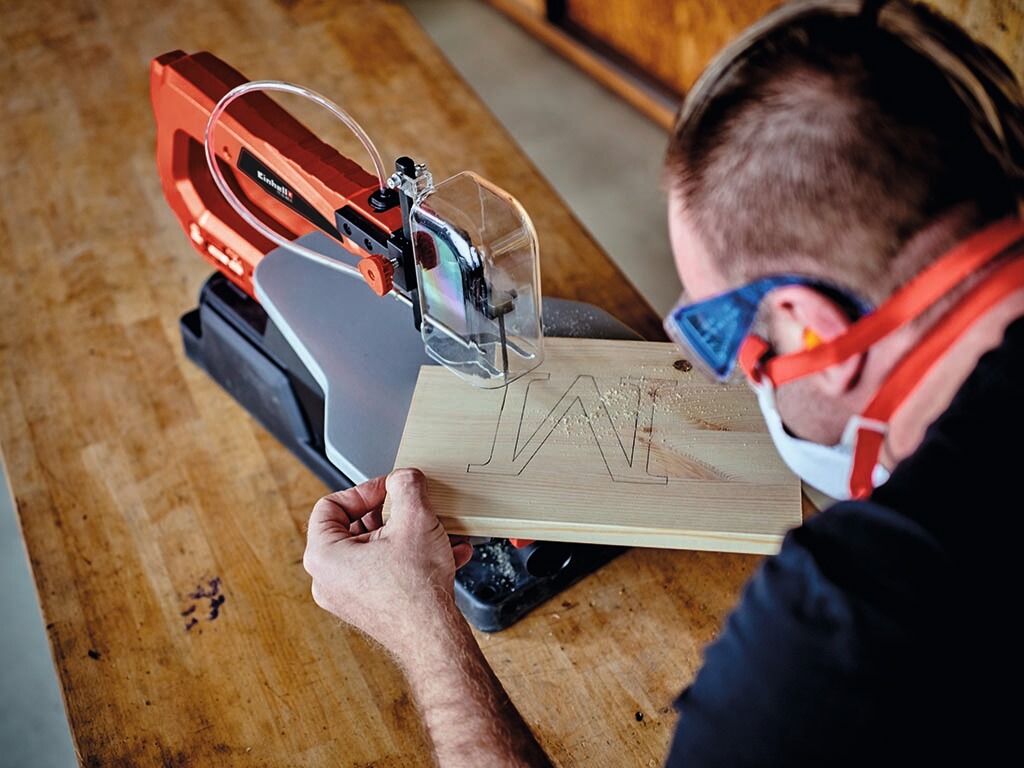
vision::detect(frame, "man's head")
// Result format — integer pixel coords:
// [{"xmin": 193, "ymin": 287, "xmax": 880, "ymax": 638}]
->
[
  {"xmin": 662, "ymin": 0, "xmax": 1024, "ymax": 498},
  {"xmin": 665, "ymin": 0, "xmax": 1023, "ymax": 305}
]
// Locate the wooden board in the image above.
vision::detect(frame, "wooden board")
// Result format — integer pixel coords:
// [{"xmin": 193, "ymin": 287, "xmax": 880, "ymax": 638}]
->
[{"xmin": 389, "ymin": 337, "xmax": 802, "ymax": 553}]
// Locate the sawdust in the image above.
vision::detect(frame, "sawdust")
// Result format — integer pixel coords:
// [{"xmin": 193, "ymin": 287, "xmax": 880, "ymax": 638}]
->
[{"xmin": 476, "ymin": 539, "xmax": 518, "ymax": 585}]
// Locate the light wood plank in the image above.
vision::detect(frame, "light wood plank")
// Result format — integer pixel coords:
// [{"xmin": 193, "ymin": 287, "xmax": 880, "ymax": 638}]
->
[{"xmin": 389, "ymin": 338, "xmax": 802, "ymax": 553}]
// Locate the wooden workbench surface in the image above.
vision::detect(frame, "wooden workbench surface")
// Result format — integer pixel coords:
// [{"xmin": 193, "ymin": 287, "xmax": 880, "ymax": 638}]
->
[{"xmin": 0, "ymin": 1, "xmax": 775, "ymax": 764}]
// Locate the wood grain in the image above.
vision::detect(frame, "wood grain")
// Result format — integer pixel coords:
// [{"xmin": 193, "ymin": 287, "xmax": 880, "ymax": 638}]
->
[
  {"xmin": 0, "ymin": 1, "xmax": 779, "ymax": 766},
  {"xmin": 389, "ymin": 338, "xmax": 802, "ymax": 553}
]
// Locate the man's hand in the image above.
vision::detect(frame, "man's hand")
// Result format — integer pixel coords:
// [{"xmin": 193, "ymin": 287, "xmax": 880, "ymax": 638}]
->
[
  {"xmin": 303, "ymin": 467, "xmax": 473, "ymax": 655},
  {"xmin": 303, "ymin": 467, "xmax": 553, "ymax": 767}
]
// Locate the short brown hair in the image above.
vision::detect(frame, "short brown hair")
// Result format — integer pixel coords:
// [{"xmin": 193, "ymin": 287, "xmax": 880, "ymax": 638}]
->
[{"xmin": 665, "ymin": 0, "xmax": 1024, "ymax": 302}]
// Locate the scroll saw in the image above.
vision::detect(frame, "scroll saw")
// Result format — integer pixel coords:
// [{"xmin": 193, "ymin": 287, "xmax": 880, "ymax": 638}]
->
[{"xmin": 150, "ymin": 50, "xmax": 639, "ymax": 631}]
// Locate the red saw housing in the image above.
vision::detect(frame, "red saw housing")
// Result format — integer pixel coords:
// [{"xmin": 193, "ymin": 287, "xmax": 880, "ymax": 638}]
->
[{"xmin": 149, "ymin": 50, "xmax": 403, "ymax": 299}]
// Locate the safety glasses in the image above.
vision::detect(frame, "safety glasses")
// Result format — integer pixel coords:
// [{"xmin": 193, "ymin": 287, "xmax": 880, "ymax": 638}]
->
[{"xmin": 663, "ymin": 275, "xmax": 872, "ymax": 381}]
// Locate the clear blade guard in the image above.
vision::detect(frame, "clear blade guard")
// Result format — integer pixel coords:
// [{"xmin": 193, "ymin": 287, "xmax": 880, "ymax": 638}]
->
[{"xmin": 410, "ymin": 171, "xmax": 544, "ymax": 388}]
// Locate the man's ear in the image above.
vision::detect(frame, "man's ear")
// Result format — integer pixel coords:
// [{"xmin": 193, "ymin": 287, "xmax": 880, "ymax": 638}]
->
[{"xmin": 764, "ymin": 285, "xmax": 862, "ymax": 396}]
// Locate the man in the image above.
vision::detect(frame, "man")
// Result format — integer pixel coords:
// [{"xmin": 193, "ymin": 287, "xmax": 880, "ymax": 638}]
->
[{"xmin": 303, "ymin": 0, "xmax": 1023, "ymax": 765}]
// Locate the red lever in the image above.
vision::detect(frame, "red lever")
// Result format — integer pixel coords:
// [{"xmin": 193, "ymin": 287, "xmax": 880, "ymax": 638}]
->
[{"xmin": 359, "ymin": 255, "xmax": 394, "ymax": 296}]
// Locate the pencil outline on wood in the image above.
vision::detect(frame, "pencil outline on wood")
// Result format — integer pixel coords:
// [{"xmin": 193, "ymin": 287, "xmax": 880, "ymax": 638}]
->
[{"xmin": 467, "ymin": 371, "xmax": 677, "ymax": 484}]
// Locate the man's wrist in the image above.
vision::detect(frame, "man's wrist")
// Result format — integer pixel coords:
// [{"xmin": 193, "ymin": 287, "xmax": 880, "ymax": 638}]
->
[{"xmin": 392, "ymin": 587, "xmax": 472, "ymax": 672}]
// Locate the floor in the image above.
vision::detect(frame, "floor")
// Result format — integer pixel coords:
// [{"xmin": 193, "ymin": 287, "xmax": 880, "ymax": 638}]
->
[{"xmin": 0, "ymin": 2, "xmax": 678, "ymax": 765}]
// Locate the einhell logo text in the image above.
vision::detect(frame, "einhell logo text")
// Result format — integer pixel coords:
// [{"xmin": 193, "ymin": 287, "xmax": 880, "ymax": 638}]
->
[{"xmin": 257, "ymin": 169, "xmax": 294, "ymax": 203}]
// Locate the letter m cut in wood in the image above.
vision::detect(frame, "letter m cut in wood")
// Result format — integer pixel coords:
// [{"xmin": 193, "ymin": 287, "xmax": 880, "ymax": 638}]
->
[{"xmin": 468, "ymin": 372, "xmax": 676, "ymax": 484}]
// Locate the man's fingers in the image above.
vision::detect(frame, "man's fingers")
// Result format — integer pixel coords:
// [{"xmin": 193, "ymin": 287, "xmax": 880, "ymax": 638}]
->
[
  {"xmin": 348, "ymin": 507, "xmax": 384, "ymax": 536},
  {"xmin": 452, "ymin": 540, "xmax": 474, "ymax": 570},
  {"xmin": 308, "ymin": 476, "xmax": 388, "ymax": 536},
  {"xmin": 328, "ymin": 475, "xmax": 388, "ymax": 517},
  {"xmin": 362, "ymin": 507, "xmax": 384, "ymax": 532},
  {"xmin": 308, "ymin": 496, "xmax": 353, "ymax": 541}
]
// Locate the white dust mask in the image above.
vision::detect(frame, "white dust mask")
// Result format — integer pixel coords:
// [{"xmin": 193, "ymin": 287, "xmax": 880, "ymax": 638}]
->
[
  {"xmin": 735, "ymin": 220, "xmax": 1024, "ymax": 499},
  {"xmin": 752, "ymin": 380, "xmax": 890, "ymax": 501}
]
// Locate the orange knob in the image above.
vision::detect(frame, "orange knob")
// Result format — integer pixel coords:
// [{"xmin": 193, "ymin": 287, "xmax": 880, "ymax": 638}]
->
[{"xmin": 359, "ymin": 255, "xmax": 394, "ymax": 296}]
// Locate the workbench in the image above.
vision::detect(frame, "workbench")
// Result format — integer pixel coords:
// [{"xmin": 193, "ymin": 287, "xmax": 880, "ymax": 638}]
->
[{"xmin": 0, "ymin": 1, "xmax": 793, "ymax": 764}]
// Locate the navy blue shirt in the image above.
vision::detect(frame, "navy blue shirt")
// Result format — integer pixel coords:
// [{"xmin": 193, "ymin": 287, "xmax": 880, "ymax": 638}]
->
[{"xmin": 665, "ymin": 317, "xmax": 1023, "ymax": 766}]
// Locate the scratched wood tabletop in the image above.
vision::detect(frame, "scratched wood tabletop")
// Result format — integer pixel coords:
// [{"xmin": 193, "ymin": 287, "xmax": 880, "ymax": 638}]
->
[{"xmin": 0, "ymin": 1, "xmax": 789, "ymax": 765}]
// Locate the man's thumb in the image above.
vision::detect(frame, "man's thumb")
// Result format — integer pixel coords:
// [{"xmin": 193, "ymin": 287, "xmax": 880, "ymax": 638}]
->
[{"xmin": 385, "ymin": 468, "xmax": 434, "ymax": 529}]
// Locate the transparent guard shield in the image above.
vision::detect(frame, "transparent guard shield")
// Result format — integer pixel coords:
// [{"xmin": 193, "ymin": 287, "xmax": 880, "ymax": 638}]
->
[{"xmin": 410, "ymin": 171, "xmax": 544, "ymax": 387}]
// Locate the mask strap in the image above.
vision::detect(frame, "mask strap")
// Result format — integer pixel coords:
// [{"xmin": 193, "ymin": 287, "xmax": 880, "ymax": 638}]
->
[
  {"xmin": 755, "ymin": 217, "xmax": 1024, "ymax": 386},
  {"xmin": 738, "ymin": 335, "xmax": 771, "ymax": 382},
  {"xmin": 847, "ymin": 253, "xmax": 1024, "ymax": 497}
]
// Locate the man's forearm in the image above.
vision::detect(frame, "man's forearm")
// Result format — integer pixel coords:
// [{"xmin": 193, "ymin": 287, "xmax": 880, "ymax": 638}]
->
[{"xmin": 399, "ymin": 593, "xmax": 554, "ymax": 768}]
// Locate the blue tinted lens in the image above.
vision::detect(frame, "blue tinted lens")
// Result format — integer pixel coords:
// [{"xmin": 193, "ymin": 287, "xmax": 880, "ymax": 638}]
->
[{"xmin": 666, "ymin": 275, "xmax": 830, "ymax": 380}]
